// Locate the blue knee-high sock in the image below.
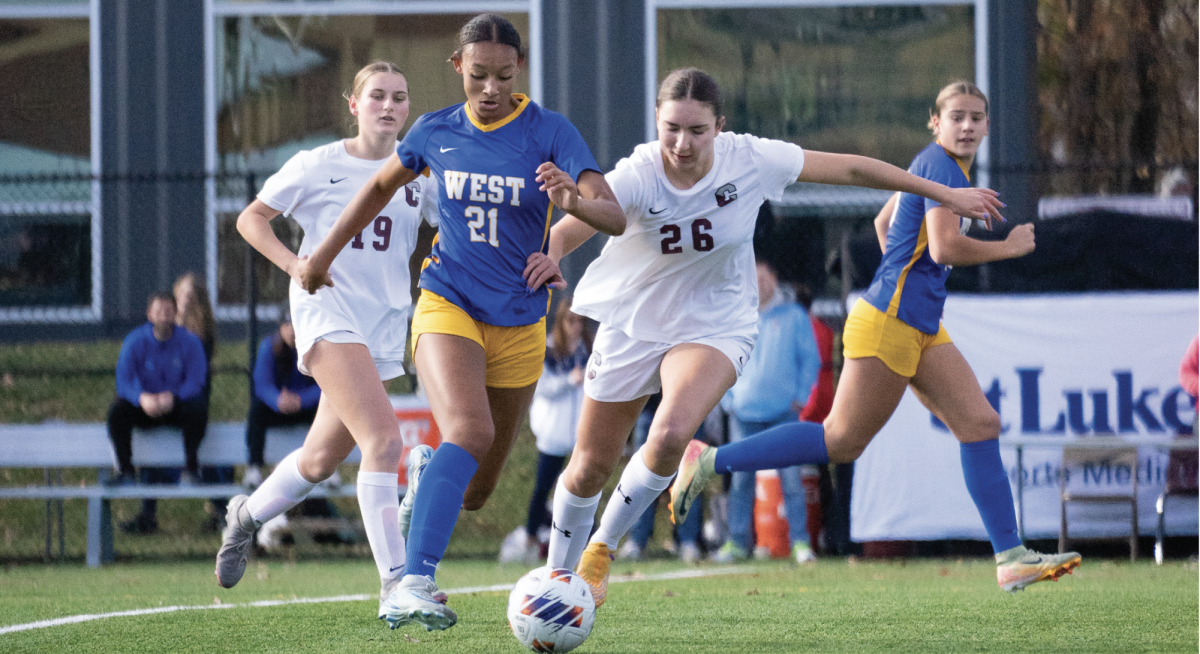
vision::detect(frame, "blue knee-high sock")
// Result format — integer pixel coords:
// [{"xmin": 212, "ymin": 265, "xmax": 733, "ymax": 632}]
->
[
  {"xmin": 404, "ymin": 442, "xmax": 478, "ymax": 578},
  {"xmin": 714, "ymin": 421, "xmax": 829, "ymax": 473},
  {"xmin": 960, "ymin": 439, "xmax": 1021, "ymax": 553}
]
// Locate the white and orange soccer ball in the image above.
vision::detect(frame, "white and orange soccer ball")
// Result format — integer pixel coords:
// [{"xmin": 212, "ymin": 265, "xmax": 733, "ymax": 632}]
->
[{"xmin": 507, "ymin": 566, "xmax": 596, "ymax": 652}]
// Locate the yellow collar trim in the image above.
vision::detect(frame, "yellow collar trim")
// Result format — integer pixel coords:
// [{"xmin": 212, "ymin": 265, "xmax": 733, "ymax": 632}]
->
[{"xmin": 466, "ymin": 94, "xmax": 530, "ymax": 132}]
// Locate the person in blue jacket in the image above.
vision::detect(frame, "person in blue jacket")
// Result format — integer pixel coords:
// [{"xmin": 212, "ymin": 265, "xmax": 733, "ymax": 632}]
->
[
  {"xmin": 715, "ymin": 256, "xmax": 820, "ymax": 564},
  {"xmin": 242, "ymin": 311, "xmax": 321, "ymax": 488},
  {"xmin": 106, "ymin": 292, "xmax": 208, "ymax": 486}
]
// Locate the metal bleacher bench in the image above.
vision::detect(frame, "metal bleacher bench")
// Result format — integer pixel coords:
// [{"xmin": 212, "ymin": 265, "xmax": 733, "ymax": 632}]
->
[{"xmin": 0, "ymin": 422, "xmax": 360, "ymax": 567}]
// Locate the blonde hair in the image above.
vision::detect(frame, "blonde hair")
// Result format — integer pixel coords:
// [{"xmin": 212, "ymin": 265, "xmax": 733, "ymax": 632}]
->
[
  {"xmin": 342, "ymin": 61, "xmax": 406, "ymax": 133},
  {"xmin": 343, "ymin": 60, "xmax": 406, "ymax": 102},
  {"xmin": 927, "ymin": 81, "xmax": 989, "ymax": 133}
]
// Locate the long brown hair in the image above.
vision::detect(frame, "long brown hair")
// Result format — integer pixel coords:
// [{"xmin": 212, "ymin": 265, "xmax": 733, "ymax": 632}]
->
[
  {"xmin": 549, "ymin": 295, "xmax": 591, "ymax": 360},
  {"xmin": 173, "ymin": 271, "xmax": 215, "ymax": 357}
]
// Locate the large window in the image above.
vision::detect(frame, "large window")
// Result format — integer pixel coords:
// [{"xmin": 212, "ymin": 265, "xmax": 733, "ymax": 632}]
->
[
  {"xmin": 0, "ymin": 7, "xmax": 95, "ymax": 317},
  {"xmin": 208, "ymin": 6, "xmax": 529, "ymax": 316},
  {"xmin": 657, "ymin": 5, "xmax": 976, "ymax": 168}
]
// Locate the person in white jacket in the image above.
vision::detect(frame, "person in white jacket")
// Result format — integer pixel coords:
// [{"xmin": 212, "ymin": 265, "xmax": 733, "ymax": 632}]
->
[{"xmin": 501, "ymin": 297, "xmax": 591, "ymax": 563}]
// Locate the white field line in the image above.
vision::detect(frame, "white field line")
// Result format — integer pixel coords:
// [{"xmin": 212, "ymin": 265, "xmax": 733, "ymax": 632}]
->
[{"xmin": 0, "ymin": 566, "xmax": 751, "ymax": 635}]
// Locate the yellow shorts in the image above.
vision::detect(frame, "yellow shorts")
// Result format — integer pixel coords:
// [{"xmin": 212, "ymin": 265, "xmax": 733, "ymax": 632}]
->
[
  {"xmin": 410, "ymin": 290, "xmax": 546, "ymax": 389},
  {"xmin": 842, "ymin": 298, "xmax": 953, "ymax": 378}
]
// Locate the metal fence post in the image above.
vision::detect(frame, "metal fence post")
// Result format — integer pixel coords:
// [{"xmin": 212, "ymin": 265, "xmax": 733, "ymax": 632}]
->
[{"xmin": 245, "ymin": 172, "xmax": 258, "ymax": 402}]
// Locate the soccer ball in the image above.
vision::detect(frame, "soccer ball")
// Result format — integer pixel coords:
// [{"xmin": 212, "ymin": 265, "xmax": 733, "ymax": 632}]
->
[{"xmin": 507, "ymin": 566, "xmax": 596, "ymax": 653}]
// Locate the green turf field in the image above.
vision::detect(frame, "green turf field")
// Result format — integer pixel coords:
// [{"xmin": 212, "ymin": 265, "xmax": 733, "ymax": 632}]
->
[{"xmin": 2, "ymin": 557, "xmax": 1196, "ymax": 653}]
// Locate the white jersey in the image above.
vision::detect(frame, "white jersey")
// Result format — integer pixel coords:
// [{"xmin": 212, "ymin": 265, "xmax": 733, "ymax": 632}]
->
[
  {"xmin": 257, "ymin": 140, "xmax": 439, "ymax": 380},
  {"xmin": 572, "ymin": 132, "xmax": 805, "ymax": 344}
]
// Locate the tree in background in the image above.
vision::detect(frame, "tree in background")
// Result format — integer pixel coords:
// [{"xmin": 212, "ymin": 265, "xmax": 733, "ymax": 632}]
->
[{"xmin": 1038, "ymin": 0, "xmax": 1198, "ymax": 196}]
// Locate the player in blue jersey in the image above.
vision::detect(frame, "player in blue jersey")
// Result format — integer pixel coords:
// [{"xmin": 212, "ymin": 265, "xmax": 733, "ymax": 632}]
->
[
  {"xmin": 298, "ymin": 14, "xmax": 624, "ymax": 631},
  {"xmin": 671, "ymin": 81, "xmax": 1081, "ymax": 594}
]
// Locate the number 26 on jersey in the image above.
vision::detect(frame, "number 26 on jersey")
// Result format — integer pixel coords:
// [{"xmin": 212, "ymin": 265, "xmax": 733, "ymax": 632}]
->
[{"xmin": 660, "ymin": 218, "xmax": 714, "ymax": 254}]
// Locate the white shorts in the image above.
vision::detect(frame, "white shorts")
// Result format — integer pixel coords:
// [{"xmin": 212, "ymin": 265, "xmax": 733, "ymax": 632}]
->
[
  {"xmin": 292, "ymin": 284, "xmax": 408, "ymax": 382},
  {"xmin": 298, "ymin": 330, "xmax": 406, "ymax": 382},
  {"xmin": 583, "ymin": 324, "xmax": 754, "ymax": 403}
]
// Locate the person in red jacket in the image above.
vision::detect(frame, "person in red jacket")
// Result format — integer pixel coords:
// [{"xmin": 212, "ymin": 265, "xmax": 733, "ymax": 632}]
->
[{"xmin": 1181, "ymin": 335, "xmax": 1198, "ymax": 433}]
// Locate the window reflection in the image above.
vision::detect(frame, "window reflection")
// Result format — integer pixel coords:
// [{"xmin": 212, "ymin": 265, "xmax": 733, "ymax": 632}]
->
[
  {"xmin": 658, "ymin": 6, "xmax": 974, "ymax": 167},
  {"xmin": 213, "ymin": 12, "xmax": 529, "ymax": 306},
  {"xmin": 0, "ymin": 17, "xmax": 92, "ymax": 309}
]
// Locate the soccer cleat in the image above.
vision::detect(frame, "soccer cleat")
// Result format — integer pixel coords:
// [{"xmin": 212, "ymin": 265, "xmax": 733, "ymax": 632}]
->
[
  {"xmin": 793, "ymin": 541, "xmax": 817, "ymax": 564},
  {"xmin": 215, "ymin": 494, "xmax": 261, "ymax": 589},
  {"xmin": 499, "ymin": 527, "xmax": 540, "ymax": 564},
  {"xmin": 710, "ymin": 541, "xmax": 750, "ymax": 563},
  {"xmin": 995, "ymin": 545, "xmax": 1081, "ymax": 593},
  {"xmin": 575, "ymin": 541, "xmax": 614, "ymax": 608},
  {"xmin": 379, "ymin": 576, "xmax": 448, "ymax": 620},
  {"xmin": 669, "ymin": 440, "xmax": 717, "ymax": 526},
  {"xmin": 398, "ymin": 445, "xmax": 433, "ymax": 538},
  {"xmin": 379, "ymin": 574, "xmax": 457, "ymax": 631}
]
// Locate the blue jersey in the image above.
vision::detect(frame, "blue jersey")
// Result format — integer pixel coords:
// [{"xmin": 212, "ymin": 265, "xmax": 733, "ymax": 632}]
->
[
  {"xmin": 396, "ymin": 95, "xmax": 601, "ymax": 326},
  {"xmin": 115, "ymin": 323, "xmax": 208, "ymax": 403},
  {"xmin": 860, "ymin": 142, "xmax": 970, "ymax": 334}
]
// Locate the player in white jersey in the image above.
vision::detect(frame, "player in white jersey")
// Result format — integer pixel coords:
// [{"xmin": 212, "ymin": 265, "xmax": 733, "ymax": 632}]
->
[
  {"xmin": 215, "ymin": 62, "xmax": 441, "ymax": 625},
  {"xmin": 267, "ymin": 139, "xmax": 436, "ymax": 379},
  {"xmin": 533, "ymin": 68, "xmax": 1005, "ymax": 607}
]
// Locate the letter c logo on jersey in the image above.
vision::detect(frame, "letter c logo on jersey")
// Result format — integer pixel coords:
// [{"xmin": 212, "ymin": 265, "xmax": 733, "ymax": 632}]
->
[{"xmin": 715, "ymin": 183, "xmax": 738, "ymax": 208}]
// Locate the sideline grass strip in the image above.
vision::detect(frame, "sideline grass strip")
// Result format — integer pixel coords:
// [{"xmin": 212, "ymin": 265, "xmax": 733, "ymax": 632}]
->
[
  {"xmin": 2, "ymin": 559, "xmax": 1195, "ymax": 653},
  {"xmin": 0, "ymin": 566, "xmax": 747, "ymax": 635}
]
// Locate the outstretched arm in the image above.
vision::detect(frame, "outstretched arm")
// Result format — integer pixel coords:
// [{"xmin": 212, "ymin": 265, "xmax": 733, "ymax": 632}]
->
[
  {"xmin": 799, "ymin": 151, "xmax": 1004, "ymax": 224},
  {"xmin": 301, "ymin": 153, "xmax": 418, "ymax": 293},
  {"xmin": 925, "ymin": 206, "xmax": 1035, "ymax": 266}
]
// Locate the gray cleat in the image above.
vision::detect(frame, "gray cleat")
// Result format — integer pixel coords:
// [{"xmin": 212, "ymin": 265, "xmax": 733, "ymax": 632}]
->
[{"xmin": 215, "ymin": 494, "xmax": 261, "ymax": 589}]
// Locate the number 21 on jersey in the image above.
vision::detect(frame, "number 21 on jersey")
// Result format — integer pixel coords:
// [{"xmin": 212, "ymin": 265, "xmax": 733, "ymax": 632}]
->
[
  {"xmin": 466, "ymin": 207, "xmax": 498, "ymax": 247},
  {"xmin": 444, "ymin": 170, "xmax": 525, "ymax": 249}
]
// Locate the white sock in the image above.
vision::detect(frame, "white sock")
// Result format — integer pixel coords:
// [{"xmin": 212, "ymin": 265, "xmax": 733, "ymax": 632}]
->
[
  {"xmin": 246, "ymin": 449, "xmax": 316, "ymax": 523},
  {"xmin": 594, "ymin": 448, "xmax": 674, "ymax": 551},
  {"xmin": 547, "ymin": 477, "xmax": 601, "ymax": 570},
  {"xmin": 357, "ymin": 471, "xmax": 406, "ymax": 585}
]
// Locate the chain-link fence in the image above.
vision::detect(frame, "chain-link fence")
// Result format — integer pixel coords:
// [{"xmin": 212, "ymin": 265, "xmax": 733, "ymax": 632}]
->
[{"xmin": 0, "ymin": 165, "xmax": 1196, "ymax": 333}]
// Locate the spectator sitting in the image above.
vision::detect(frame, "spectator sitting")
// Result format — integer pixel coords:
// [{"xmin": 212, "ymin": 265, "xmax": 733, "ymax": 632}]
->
[
  {"xmin": 123, "ymin": 273, "xmax": 221, "ymax": 534},
  {"xmin": 243, "ymin": 310, "xmax": 321, "ymax": 489},
  {"xmin": 500, "ymin": 298, "xmax": 590, "ymax": 564},
  {"xmin": 106, "ymin": 292, "xmax": 209, "ymax": 500}
]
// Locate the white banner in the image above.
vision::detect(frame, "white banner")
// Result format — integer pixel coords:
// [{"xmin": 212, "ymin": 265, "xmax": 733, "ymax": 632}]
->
[{"xmin": 851, "ymin": 291, "xmax": 1198, "ymax": 542}]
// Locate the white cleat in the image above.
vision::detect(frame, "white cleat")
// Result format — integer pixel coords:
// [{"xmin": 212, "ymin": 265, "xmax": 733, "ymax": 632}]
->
[
  {"xmin": 379, "ymin": 576, "xmax": 448, "ymax": 620},
  {"xmin": 379, "ymin": 575, "xmax": 457, "ymax": 631},
  {"xmin": 398, "ymin": 445, "xmax": 433, "ymax": 538}
]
